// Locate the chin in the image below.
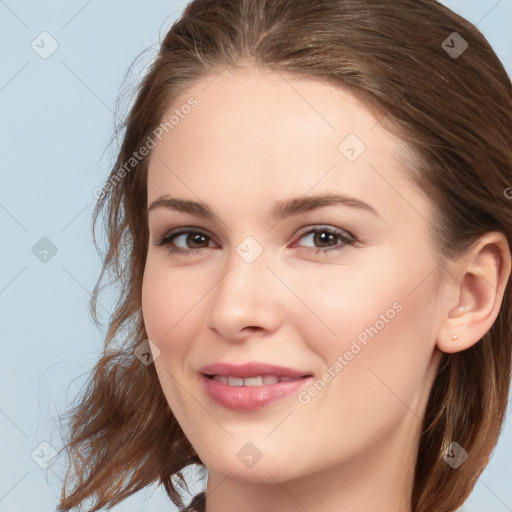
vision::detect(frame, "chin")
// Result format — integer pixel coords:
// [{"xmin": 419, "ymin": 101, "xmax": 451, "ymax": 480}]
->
[
  {"xmin": 209, "ymin": 461, "xmax": 297, "ymax": 484},
  {"xmin": 197, "ymin": 446, "xmax": 308, "ymax": 484}
]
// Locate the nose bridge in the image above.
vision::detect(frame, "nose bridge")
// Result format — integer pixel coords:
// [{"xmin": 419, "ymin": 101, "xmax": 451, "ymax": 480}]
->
[{"xmin": 205, "ymin": 236, "xmax": 282, "ymax": 340}]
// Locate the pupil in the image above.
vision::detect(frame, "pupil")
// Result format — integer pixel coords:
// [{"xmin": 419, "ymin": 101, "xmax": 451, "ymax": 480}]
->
[
  {"xmin": 316, "ymin": 231, "xmax": 335, "ymax": 247},
  {"xmin": 190, "ymin": 233, "xmax": 206, "ymax": 247}
]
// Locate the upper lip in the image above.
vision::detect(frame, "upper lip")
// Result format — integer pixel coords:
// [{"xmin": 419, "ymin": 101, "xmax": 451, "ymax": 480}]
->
[{"xmin": 199, "ymin": 362, "xmax": 312, "ymax": 379}]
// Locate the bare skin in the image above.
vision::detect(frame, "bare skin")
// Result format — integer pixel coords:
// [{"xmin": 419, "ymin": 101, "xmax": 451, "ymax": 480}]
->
[{"xmin": 141, "ymin": 65, "xmax": 510, "ymax": 512}]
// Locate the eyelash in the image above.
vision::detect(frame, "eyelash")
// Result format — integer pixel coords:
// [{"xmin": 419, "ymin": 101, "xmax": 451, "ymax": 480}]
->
[{"xmin": 154, "ymin": 226, "xmax": 357, "ymax": 257}]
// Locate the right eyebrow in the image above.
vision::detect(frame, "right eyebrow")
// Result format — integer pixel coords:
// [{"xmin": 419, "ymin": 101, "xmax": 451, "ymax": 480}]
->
[{"xmin": 147, "ymin": 196, "xmax": 216, "ymax": 218}]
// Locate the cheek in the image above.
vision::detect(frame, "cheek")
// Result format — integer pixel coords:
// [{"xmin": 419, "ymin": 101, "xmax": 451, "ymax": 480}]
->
[
  {"xmin": 291, "ymin": 247, "xmax": 439, "ymax": 412},
  {"xmin": 141, "ymin": 260, "xmax": 217, "ymax": 399},
  {"xmin": 283, "ymin": 243, "xmax": 436, "ymax": 343},
  {"xmin": 141, "ymin": 261, "xmax": 202, "ymax": 349},
  {"xmin": 141, "ymin": 262, "xmax": 202, "ymax": 417},
  {"xmin": 141, "ymin": 266, "xmax": 170, "ymax": 344}
]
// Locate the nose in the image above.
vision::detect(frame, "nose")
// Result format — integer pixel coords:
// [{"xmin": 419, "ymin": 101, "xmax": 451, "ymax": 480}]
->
[{"xmin": 204, "ymin": 243, "xmax": 284, "ymax": 343}]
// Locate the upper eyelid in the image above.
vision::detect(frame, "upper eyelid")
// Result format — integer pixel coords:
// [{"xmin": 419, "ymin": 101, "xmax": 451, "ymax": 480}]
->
[
  {"xmin": 155, "ymin": 225, "xmax": 356, "ymax": 246},
  {"xmin": 155, "ymin": 226, "xmax": 217, "ymax": 243}
]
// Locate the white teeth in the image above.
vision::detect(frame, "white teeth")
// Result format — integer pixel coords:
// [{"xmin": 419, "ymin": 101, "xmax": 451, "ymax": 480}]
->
[
  {"xmin": 262, "ymin": 375, "xmax": 280, "ymax": 385},
  {"xmin": 211, "ymin": 374, "xmax": 301, "ymax": 386},
  {"xmin": 244, "ymin": 376, "xmax": 264, "ymax": 386}
]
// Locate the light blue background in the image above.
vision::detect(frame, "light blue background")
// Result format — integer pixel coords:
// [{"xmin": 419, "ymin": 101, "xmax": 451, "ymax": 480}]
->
[{"xmin": 1, "ymin": 1, "xmax": 511, "ymax": 510}]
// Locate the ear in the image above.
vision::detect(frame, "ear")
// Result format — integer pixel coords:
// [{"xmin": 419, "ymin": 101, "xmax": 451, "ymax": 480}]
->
[{"xmin": 437, "ymin": 232, "xmax": 511, "ymax": 354}]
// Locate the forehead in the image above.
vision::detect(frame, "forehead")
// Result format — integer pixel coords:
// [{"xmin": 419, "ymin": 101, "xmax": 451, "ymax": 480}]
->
[
  {"xmin": 152, "ymin": 66, "xmax": 391, "ymax": 164},
  {"xmin": 146, "ymin": 66, "xmax": 430, "ymax": 227}
]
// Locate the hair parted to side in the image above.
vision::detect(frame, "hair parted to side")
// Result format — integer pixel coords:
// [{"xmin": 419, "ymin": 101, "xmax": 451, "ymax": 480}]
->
[{"xmin": 57, "ymin": 1, "xmax": 512, "ymax": 511}]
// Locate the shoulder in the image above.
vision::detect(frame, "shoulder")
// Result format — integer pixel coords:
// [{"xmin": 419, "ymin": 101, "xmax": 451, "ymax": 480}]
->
[{"xmin": 180, "ymin": 492, "xmax": 206, "ymax": 512}]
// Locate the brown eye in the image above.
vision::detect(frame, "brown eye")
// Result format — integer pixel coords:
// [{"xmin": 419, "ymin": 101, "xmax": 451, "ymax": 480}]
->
[
  {"xmin": 295, "ymin": 226, "xmax": 356, "ymax": 255},
  {"xmin": 155, "ymin": 229, "xmax": 215, "ymax": 256},
  {"xmin": 178, "ymin": 232, "xmax": 210, "ymax": 249}
]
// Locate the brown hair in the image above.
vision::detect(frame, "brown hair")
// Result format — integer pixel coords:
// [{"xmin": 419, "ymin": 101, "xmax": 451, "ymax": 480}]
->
[{"xmin": 57, "ymin": 1, "xmax": 512, "ymax": 510}]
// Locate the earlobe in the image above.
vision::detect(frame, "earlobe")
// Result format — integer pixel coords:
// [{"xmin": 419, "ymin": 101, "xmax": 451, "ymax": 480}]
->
[{"xmin": 436, "ymin": 233, "xmax": 511, "ymax": 354}]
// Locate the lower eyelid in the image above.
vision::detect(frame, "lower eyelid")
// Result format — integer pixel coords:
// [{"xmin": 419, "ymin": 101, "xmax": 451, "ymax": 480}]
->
[{"xmin": 156, "ymin": 226, "xmax": 356, "ymax": 253}]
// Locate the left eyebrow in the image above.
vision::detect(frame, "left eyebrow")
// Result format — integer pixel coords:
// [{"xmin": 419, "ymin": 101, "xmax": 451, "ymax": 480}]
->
[
  {"xmin": 147, "ymin": 192, "xmax": 380, "ymax": 220},
  {"xmin": 270, "ymin": 192, "xmax": 380, "ymax": 221}
]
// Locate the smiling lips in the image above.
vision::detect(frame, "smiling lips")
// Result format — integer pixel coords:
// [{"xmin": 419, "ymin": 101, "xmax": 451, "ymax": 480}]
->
[
  {"xmin": 199, "ymin": 361, "xmax": 313, "ymax": 411},
  {"xmin": 208, "ymin": 374, "xmax": 303, "ymax": 386}
]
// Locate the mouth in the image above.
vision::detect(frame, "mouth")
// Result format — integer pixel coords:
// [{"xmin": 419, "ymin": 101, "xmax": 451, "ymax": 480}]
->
[
  {"xmin": 199, "ymin": 361, "xmax": 313, "ymax": 382},
  {"xmin": 198, "ymin": 362, "xmax": 314, "ymax": 411},
  {"xmin": 202, "ymin": 373, "xmax": 311, "ymax": 387}
]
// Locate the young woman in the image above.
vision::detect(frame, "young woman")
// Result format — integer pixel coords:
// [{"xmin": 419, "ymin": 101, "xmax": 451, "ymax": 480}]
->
[{"xmin": 57, "ymin": 1, "xmax": 512, "ymax": 511}]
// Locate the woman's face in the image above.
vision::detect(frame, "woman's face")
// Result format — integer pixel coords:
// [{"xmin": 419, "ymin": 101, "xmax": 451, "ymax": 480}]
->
[{"xmin": 142, "ymin": 66, "xmax": 447, "ymax": 487}]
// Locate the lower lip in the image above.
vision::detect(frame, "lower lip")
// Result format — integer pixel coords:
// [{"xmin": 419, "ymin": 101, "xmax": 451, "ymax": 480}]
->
[{"xmin": 200, "ymin": 374, "xmax": 313, "ymax": 412}]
